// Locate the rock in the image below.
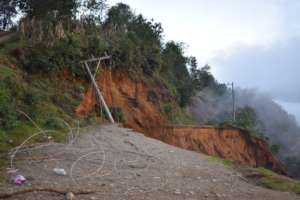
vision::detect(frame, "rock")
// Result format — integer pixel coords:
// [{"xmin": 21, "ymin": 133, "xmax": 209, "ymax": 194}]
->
[
  {"xmin": 136, "ymin": 173, "xmax": 142, "ymax": 177},
  {"xmin": 212, "ymin": 178, "xmax": 217, "ymax": 182},
  {"xmin": 216, "ymin": 193, "xmax": 222, "ymax": 198},
  {"xmin": 90, "ymin": 196, "xmax": 97, "ymax": 200},
  {"xmin": 66, "ymin": 192, "xmax": 75, "ymax": 200}
]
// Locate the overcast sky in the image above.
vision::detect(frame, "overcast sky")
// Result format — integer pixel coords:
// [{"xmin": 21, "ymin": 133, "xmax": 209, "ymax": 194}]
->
[{"xmin": 108, "ymin": 0, "xmax": 300, "ymax": 114}]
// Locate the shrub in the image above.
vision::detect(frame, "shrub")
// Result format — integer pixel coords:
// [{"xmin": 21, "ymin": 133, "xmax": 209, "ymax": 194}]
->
[
  {"xmin": 23, "ymin": 47, "xmax": 56, "ymax": 73},
  {"xmin": 270, "ymin": 144, "xmax": 281, "ymax": 155},
  {"xmin": 43, "ymin": 118, "xmax": 66, "ymax": 130},
  {"xmin": 0, "ymin": 64, "xmax": 15, "ymax": 79},
  {"xmin": 0, "ymin": 78, "xmax": 18, "ymax": 129},
  {"xmin": 110, "ymin": 107, "xmax": 125, "ymax": 123},
  {"xmin": 163, "ymin": 104, "xmax": 172, "ymax": 117}
]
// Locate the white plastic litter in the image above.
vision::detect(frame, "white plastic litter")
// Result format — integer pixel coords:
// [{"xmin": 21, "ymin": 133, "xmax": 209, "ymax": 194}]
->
[{"xmin": 53, "ymin": 168, "xmax": 67, "ymax": 176}]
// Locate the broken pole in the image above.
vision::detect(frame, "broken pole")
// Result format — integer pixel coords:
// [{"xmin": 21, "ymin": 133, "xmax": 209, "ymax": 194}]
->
[{"xmin": 84, "ymin": 62, "xmax": 115, "ymax": 123}]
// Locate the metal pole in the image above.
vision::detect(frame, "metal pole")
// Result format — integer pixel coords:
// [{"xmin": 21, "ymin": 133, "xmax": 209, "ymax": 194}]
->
[{"xmin": 84, "ymin": 62, "xmax": 115, "ymax": 123}]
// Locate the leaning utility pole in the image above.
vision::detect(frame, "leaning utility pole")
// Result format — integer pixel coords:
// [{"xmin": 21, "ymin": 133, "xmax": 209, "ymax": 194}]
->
[{"xmin": 81, "ymin": 56, "xmax": 115, "ymax": 124}]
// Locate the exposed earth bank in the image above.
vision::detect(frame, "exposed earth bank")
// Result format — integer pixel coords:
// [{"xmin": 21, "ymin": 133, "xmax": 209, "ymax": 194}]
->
[
  {"xmin": 76, "ymin": 69, "xmax": 284, "ymax": 173},
  {"xmin": 149, "ymin": 126, "xmax": 285, "ymax": 174}
]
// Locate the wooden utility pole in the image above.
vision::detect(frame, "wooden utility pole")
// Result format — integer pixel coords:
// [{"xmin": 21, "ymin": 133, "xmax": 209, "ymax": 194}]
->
[
  {"xmin": 231, "ymin": 82, "xmax": 236, "ymax": 122},
  {"xmin": 227, "ymin": 82, "xmax": 236, "ymax": 122},
  {"xmin": 82, "ymin": 56, "xmax": 115, "ymax": 124}
]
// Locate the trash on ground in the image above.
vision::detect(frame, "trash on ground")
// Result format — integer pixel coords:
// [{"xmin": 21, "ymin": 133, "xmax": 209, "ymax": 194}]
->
[
  {"xmin": 66, "ymin": 192, "xmax": 75, "ymax": 200},
  {"xmin": 14, "ymin": 175, "xmax": 26, "ymax": 185},
  {"xmin": 7, "ymin": 168, "xmax": 18, "ymax": 174},
  {"xmin": 53, "ymin": 168, "xmax": 67, "ymax": 176},
  {"xmin": 174, "ymin": 189, "xmax": 181, "ymax": 194}
]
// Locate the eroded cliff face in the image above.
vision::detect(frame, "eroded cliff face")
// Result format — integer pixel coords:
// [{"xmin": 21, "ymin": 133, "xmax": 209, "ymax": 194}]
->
[
  {"xmin": 76, "ymin": 68, "xmax": 285, "ymax": 174},
  {"xmin": 149, "ymin": 126, "xmax": 285, "ymax": 174},
  {"xmin": 76, "ymin": 67, "xmax": 168, "ymax": 132}
]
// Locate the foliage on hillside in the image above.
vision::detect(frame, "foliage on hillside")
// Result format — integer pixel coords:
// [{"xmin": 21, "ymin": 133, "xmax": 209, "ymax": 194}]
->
[
  {"xmin": 255, "ymin": 167, "xmax": 300, "ymax": 194},
  {"xmin": 0, "ymin": 0, "xmax": 219, "ymax": 158},
  {"xmin": 1, "ymin": 0, "xmax": 214, "ymax": 107}
]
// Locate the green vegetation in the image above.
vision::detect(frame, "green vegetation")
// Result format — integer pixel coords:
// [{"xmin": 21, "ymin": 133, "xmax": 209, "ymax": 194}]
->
[
  {"xmin": 0, "ymin": 64, "xmax": 15, "ymax": 78},
  {"xmin": 206, "ymin": 157, "xmax": 300, "ymax": 195},
  {"xmin": 0, "ymin": 58, "xmax": 98, "ymax": 156},
  {"xmin": 161, "ymin": 102, "xmax": 195, "ymax": 125},
  {"xmin": 285, "ymin": 157, "xmax": 300, "ymax": 179},
  {"xmin": 1, "ymin": 0, "xmax": 300, "ymax": 193},
  {"xmin": 270, "ymin": 144, "xmax": 281, "ymax": 155},
  {"xmin": 207, "ymin": 155, "xmax": 235, "ymax": 169},
  {"xmin": 234, "ymin": 106, "xmax": 260, "ymax": 134},
  {"xmin": 256, "ymin": 167, "xmax": 300, "ymax": 194},
  {"xmin": 110, "ymin": 107, "xmax": 125, "ymax": 123},
  {"xmin": 2, "ymin": 0, "xmax": 213, "ymax": 109},
  {"xmin": 0, "ymin": 1, "xmax": 210, "ymax": 160},
  {"xmin": 214, "ymin": 106, "xmax": 266, "ymax": 138}
]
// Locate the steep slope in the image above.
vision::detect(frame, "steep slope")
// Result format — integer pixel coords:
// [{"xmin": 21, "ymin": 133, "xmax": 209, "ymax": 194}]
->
[
  {"xmin": 76, "ymin": 67, "xmax": 169, "ymax": 132},
  {"xmin": 76, "ymin": 69, "xmax": 284, "ymax": 173},
  {"xmin": 149, "ymin": 126, "xmax": 285, "ymax": 174}
]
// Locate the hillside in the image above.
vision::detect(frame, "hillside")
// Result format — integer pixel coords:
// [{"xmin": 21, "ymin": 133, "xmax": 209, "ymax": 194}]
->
[
  {"xmin": 0, "ymin": 0, "xmax": 299, "ymax": 198},
  {"xmin": 74, "ymin": 66, "xmax": 284, "ymax": 174}
]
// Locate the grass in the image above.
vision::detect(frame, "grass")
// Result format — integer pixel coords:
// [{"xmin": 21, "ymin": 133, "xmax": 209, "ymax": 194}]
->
[
  {"xmin": 206, "ymin": 155, "xmax": 235, "ymax": 169},
  {"xmin": 161, "ymin": 102, "xmax": 196, "ymax": 125},
  {"xmin": 0, "ymin": 64, "xmax": 15, "ymax": 79},
  {"xmin": 0, "ymin": 121, "xmax": 71, "ymax": 184},
  {"xmin": 256, "ymin": 167, "xmax": 278, "ymax": 176},
  {"xmin": 0, "ymin": 50, "xmax": 88, "ymax": 177},
  {"xmin": 0, "ymin": 33, "xmax": 24, "ymax": 54},
  {"xmin": 0, "ymin": 123, "xmax": 39, "ymax": 179},
  {"xmin": 206, "ymin": 157, "xmax": 300, "ymax": 195},
  {"xmin": 255, "ymin": 167, "xmax": 300, "ymax": 194}
]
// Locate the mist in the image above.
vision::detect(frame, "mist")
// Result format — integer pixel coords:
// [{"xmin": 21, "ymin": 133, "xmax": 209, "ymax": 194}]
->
[
  {"xmin": 212, "ymin": 37, "xmax": 300, "ymax": 103},
  {"xmin": 190, "ymin": 87, "xmax": 300, "ymax": 178}
]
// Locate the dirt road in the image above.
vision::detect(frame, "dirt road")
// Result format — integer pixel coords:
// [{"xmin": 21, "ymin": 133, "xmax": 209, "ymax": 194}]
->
[{"xmin": 0, "ymin": 125, "xmax": 298, "ymax": 200}]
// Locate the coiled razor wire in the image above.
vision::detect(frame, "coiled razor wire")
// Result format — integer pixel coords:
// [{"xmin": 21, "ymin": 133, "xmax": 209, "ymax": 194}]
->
[{"xmin": 7, "ymin": 112, "xmax": 179, "ymax": 199}]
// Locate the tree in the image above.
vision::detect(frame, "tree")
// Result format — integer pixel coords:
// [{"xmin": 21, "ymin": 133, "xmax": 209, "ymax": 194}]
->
[
  {"xmin": 18, "ymin": 0, "xmax": 78, "ymax": 20},
  {"xmin": 79, "ymin": 0, "xmax": 107, "ymax": 23},
  {"xmin": 189, "ymin": 56, "xmax": 198, "ymax": 81},
  {"xmin": 161, "ymin": 41, "xmax": 193, "ymax": 107},
  {"xmin": 0, "ymin": 0, "xmax": 19, "ymax": 30},
  {"xmin": 234, "ymin": 106, "xmax": 259, "ymax": 132},
  {"xmin": 104, "ymin": 3, "xmax": 133, "ymax": 31},
  {"xmin": 270, "ymin": 144, "xmax": 281, "ymax": 155}
]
